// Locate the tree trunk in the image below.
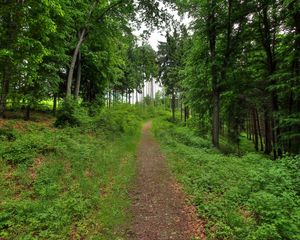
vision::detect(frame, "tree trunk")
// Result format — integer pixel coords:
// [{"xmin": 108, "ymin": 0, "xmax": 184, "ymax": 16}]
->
[
  {"xmin": 24, "ymin": 105, "xmax": 30, "ymax": 121},
  {"xmin": 184, "ymin": 106, "xmax": 189, "ymax": 123},
  {"xmin": 256, "ymin": 108, "xmax": 264, "ymax": 151},
  {"xmin": 129, "ymin": 92, "xmax": 131, "ymax": 104},
  {"xmin": 171, "ymin": 91, "xmax": 176, "ymax": 122},
  {"xmin": 260, "ymin": 4, "xmax": 281, "ymax": 158},
  {"xmin": 181, "ymin": 103, "xmax": 183, "ymax": 122},
  {"xmin": 151, "ymin": 78, "xmax": 154, "ymax": 103},
  {"xmin": 74, "ymin": 50, "xmax": 82, "ymax": 99},
  {"xmin": 108, "ymin": 91, "xmax": 111, "ymax": 108},
  {"xmin": 264, "ymin": 111, "xmax": 272, "ymax": 155},
  {"xmin": 0, "ymin": 67, "xmax": 9, "ymax": 118},
  {"xmin": 53, "ymin": 94, "xmax": 57, "ymax": 116},
  {"xmin": 66, "ymin": 29, "xmax": 86, "ymax": 97},
  {"xmin": 208, "ymin": 0, "xmax": 219, "ymax": 147},
  {"xmin": 136, "ymin": 90, "xmax": 138, "ymax": 104},
  {"xmin": 0, "ymin": 11, "xmax": 17, "ymax": 118},
  {"xmin": 212, "ymin": 91, "xmax": 220, "ymax": 147},
  {"xmin": 252, "ymin": 109, "xmax": 258, "ymax": 151}
]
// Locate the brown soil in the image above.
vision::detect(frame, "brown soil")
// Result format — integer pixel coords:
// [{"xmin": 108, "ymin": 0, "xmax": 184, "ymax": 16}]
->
[{"xmin": 127, "ymin": 121, "xmax": 206, "ymax": 240}]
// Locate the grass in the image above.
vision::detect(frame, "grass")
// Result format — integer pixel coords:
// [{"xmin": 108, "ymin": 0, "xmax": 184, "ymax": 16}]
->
[
  {"xmin": 0, "ymin": 105, "xmax": 148, "ymax": 240},
  {"xmin": 152, "ymin": 117, "xmax": 300, "ymax": 240}
]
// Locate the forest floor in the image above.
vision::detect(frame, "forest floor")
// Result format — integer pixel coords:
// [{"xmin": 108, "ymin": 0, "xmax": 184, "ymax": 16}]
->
[{"xmin": 127, "ymin": 121, "xmax": 206, "ymax": 240}]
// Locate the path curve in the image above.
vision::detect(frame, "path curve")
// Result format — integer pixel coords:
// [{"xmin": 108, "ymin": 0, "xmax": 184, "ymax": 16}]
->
[{"xmin": 127, "ymin": 121, "xmax": 206, "ymax": 240}]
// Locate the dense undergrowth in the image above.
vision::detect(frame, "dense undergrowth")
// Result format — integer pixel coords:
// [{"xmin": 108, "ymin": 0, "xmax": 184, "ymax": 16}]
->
[
  {"xmin": 0, "ymin": 104, "xmax": 158, "ymax": 240},
  {"xmin": 153, "ymin": 117, "xmax": 300, "ymax": 240}
]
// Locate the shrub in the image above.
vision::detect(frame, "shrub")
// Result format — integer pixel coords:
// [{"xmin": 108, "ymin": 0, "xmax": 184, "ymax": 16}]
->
[
  {"xmin": 0, "ymin": 128, "xmax": 16, "ymax": 141},
  {"xmin": 54, "ymin": 98, "xmax": 87, "ymax": 127},
  {"xmin": 2, "ymin": 134, "xmax": 56, "ymax": 164}
]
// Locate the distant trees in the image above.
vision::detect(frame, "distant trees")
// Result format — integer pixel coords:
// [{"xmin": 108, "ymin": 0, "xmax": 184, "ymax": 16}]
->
[
  {"xmin": 157, "ymin": 29, "xmax": 186, "ymax": 121},
  {"xmin": 1, "ymin": 0, "xmax": 299, "ymax": 156},
  {"xmin": 0, "ymin": 0, "xmax": 163, "ymax": 119},
  {"xmin": 167, "ymin": 0, "xmax": 300, "ymax": 157}
]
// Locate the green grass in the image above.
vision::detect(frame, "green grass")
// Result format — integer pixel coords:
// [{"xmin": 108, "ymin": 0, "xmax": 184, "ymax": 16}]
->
[
  {"xmin": 152, "ymin": 117, "xmax": 300, "ymax": 240},
  {"xmin": 0, "ymin": 105, "xmax": 146, "ymax": 240}
]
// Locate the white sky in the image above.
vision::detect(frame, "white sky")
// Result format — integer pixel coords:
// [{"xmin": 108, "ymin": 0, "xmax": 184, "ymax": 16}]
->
[
  {"xmin": 130, "ymin": 3, "xmax": 192, "ymax": 100},
  {"xmin": 132, "ymin": 4, "xmax": 191, "ymax": 51}
]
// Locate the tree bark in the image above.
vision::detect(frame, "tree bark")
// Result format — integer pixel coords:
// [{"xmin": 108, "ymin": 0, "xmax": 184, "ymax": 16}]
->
[
  {"xmin": 136, "ymin": 89, "xmax": 138, "ymax": 104},
  {"xmin": 129, "ymin": 91, "xmax": 131, "ymax": 104},
  {"xmin": 108, "ymin": 90, "xmax": 112, "ymax": 108},
  {"xmin": 0, "ymin": 11, "xmax": 17, "ymax": 118},
  {"xmin": 256, "ymin": 108, "xmax": 264, "ymax": 151},
  {"xmin": 184, "ymin": 106, "xmax": 190, "ymax": 123},
  {"xmin": 208, "ymin": 0, "xmax": 219, "ymax": 147},
  {"xmin": 24, "ymin": 105, "xmax": 30, "ymax": 121},
  {"xmin": 171, "ymin": 91, "xmax": 176, "ymax": 122},
  {"xmin": 264, "ymin": 111, "xmax": 272, "ymax": 155},
  {"xmin": 252, "ymin": 109, "xmax": 259, "ymax": 151},
  {"xmin": 74, "ymin": 50, "xmax": 82, "ymax": 99},
  {"xmin": 180, "ymin": 101, "xmax": 183, "ymax": 122},
  {"xmin": 67, "ymin": 29, "xmax": 86, "ymax": 97},
  {"xmin": 0, "ymin": 67, "xmax": 9, "ymax": 118},
  {"xmin": 53, "ymin": 94, "xmax": 57, "ymax": 116},
  {"xmin": 260, "ymin": 4, "xmax": 281, "ymax": 158}
]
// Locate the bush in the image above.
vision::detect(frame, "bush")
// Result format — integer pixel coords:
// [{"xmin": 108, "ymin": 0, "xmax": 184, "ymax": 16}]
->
[
  {"xmin": 0, "ymin": 128, "xmax": 16, "ymax": 141},
  {"xmin": 1, "ymin": 133, "xmax": 56, "ymax": 164},
  {"xmin": 54, "ymin": 98, "xmax": 87, "ymax": 127},
  {"xmin": 94, "ymin": 105, "xmax": 141, "ymax": 136}
]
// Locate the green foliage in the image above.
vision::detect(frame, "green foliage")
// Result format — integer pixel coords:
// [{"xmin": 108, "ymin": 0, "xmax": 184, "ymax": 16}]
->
[
  {"xmin": 0, "ymin": 128, "xmax": 16, "ymax": 141},
  {"xmin": 95, "ymin": 104, "xmax": 142, "ymax": 135},
  {"xmin": 54, "ymin": 98, "xmax": 87, "ymax": 127},
  {"xmin": 0, "ymin": 105, "xmax": 142, "ymax": 239},
  {"xmin": 153, "ymin": 118, "xmax": 300, "ymax": 240},
  {"xmin": 1, "ymin": 131, "xmax": 56, "ymax": 165}
]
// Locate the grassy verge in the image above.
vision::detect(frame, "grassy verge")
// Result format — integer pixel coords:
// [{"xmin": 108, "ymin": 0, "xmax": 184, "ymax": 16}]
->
[
  {"xmin": 152, "ymin": 117, "xmax": 300, "ymax": 240},
  {"xmin": 0, "ymin": 105, "xmax": 146, "ymax": 240}
]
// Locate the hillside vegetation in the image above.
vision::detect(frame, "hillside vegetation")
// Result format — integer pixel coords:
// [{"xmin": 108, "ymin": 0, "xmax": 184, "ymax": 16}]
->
[
  {"xmin": 0, "ymin": 105, "xmax": 156, "ymax": 239},
  {"xmin": 153, "ymin": 117, "xmax": 300, "ymax": 240}
]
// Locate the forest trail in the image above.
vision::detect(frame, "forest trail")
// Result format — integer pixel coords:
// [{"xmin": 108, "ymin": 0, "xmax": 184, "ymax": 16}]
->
[{"xmin": 127, "ymin": 121, "xmax": 206, "ymax": 240}]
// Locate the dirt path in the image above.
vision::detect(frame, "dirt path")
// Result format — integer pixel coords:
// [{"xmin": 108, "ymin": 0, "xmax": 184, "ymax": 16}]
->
[{"xmin": 127, "ymin": 121, "xmax": 206, "ymax": 240}]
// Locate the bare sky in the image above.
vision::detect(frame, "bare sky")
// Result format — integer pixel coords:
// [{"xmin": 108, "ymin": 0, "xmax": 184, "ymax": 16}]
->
[{"xmin": 133, "ymin": 4, "xmax": 191, "ymax": 51}]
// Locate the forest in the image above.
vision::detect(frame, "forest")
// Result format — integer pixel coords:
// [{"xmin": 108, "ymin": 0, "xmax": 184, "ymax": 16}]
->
[{"xmin": 0, "ymin": 0, "xmax": 299, "ymax": 239}]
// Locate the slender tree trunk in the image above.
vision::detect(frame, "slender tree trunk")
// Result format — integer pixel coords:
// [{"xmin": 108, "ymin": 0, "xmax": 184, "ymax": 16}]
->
[
  {"xmin": 74, "ymin": 50, "xmax": 82, "ymax": 99},
  {"xmin": 107, "ymin": 91, "xmax": 110, "ymax": 108},
  {"xmin": 184, "ymin": 106, "xmax": 189, "ymax": 124},
  {"xmin": 249, "ymin": 114, "xmax": 252, "ymax": 140},
  {"xmin": 0, "ymin": 11, "xmax": 17, "ymax": 118},
  {"xmin": 136, "ymin": 90, "xmax": 138, "ymax": 104},
  {"xmin": 151, "ymin": 78, "xmax": 154, "ymax": 100},
  {"xmin": 264, "ymin": 111, "xmax": 272, "ymax": 155},
  {"xmin": 67, "ymin": 29, "xmax": 86, "ymax": 97},
  {"xmin": 246, "ymin": 116, "xmax": 249, "ymax": 139},
  {"xmin": 0, "ymin": 67, "xmax": 9, "ymax": 118},
  {"xmin": 53, "ymin": 94, "xmax": 57, "ymax": 116},
  {"xmin": 260, "ymin": 5, "xmax": 282, "ymax": 158},
  {"xmin": 171, "ymin": 91, "xmax": 176, "ymax": 122},
  {"xmin": 292, "ymin": 5, "xmax": 300, "ymax": 154},
  {"xmin": 212, "ymin": 91, "xmax": 220, "ymax": 147},
  {"xmin": 129, "ymin": 92, "xmax": 131, "ymax": 104},
  {"xmin": 24, "ymin": 105, "xmax": 30, "ymax": 121},
  {"xmin": 208, "ymin": 0, "xmax": 219, "ymax": 147},
  {"xmin": 256, "ymin": 108, "xmax": 264, "ymax": 151},
  {"xmin": 253, "ymin": 109, "xmax": 259, "ymax": 151}
]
